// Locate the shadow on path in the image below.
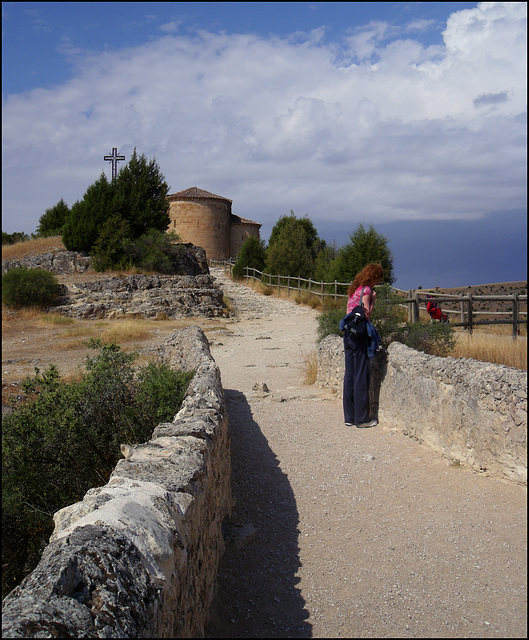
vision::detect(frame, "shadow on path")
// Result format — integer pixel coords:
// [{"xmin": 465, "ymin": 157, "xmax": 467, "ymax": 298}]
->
[{"xmin": 206, "ymin": 389, "xmax": 311, "ymax": 638}]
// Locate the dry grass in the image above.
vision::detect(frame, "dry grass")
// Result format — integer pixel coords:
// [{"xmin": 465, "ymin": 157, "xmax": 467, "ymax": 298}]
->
[
  {"xmin": 452, "ymin": 327, "xmax": 527, "ymax": 370},
  {"xmin": 302, "ymin": 350, "xmax": 318, "ymax": 385},
  {"xmin": 244, "ymin": 277, "xmax": 324, "ymax": 310},
  {"xmin": 2, "ymin": 236, "xmax": 66, "ymax": 260}
]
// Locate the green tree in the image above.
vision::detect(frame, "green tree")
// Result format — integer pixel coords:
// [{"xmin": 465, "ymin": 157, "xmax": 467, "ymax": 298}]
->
[
  {"xmin": 91, "ymin": 214, "xmax": 132, "ymax": 271},
  {"xmin": 327, "ymin": 224, "xmax": 394, "ymax": 285},
  {"xmin": 62, "ymin": 172, "xmax": 114, "ymax": 253},
  {"xmin": 265, "ymin": 217, "xmax": 313, "ymax": 278},
  {"xmin": 266, "ymin": 212, "xmax": 327, "ymax": 278},
  {"xmin": 312, "ymin": 242, "xmax": 338, "ymax": 282},
  {"xmin": 35, "ymin": 199, "xmax": 70, "ymax": 237},
  {"xmin": 62, "ymin": 150, "xmax": 170, "ymax": 255},
  {"xmin": 268, "ymin": 212, "xmax": 319, "ymax": 256},
  {"xmin": 111, "ymin": 149, "xmax": 170, "ymax": 239},
  {"xmin": 2, "ymin": 231, "xmax": 30, "ymax": 245},
  {"xmin": 232, "ymin": 236, "xmax": 267, "ymax": 279}
]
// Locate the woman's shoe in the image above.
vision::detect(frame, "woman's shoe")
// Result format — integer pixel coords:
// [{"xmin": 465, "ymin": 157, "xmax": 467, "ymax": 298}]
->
[
  {"xmin": 356, "ymin": 419, "xmax": 378, "ymax": 428},
  {"xmin": 345, "ymin": 422, "xmax": 355, "ymax": 427}
]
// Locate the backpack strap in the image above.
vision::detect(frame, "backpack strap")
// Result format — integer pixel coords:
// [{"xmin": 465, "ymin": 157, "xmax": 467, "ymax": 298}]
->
[{"xmin": 358, "ymin": 286, "xmax": 365, "ymax": 310}]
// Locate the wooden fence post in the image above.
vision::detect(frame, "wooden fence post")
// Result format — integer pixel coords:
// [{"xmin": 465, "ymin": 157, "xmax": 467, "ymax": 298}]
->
[
  {"xmin": 467, "ymin": 295, "xmax": 473, "ymax": 334},
  {"xmin": 413, "ymin": 291, "xmax": 420, "ymax": 323},
  {"xmin": 512, "ymin": 293, "xmax": 519, "ymax": 339}
]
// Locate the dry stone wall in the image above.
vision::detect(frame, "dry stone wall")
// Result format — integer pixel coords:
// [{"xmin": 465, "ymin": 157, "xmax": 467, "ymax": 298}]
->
[
  {"xmin": 2, "ymin": 326, "xmax": 233, "ymax": 638},
  {"xmin": 317, "ymin": 337, "xmax": 527, "ymax": 485}
]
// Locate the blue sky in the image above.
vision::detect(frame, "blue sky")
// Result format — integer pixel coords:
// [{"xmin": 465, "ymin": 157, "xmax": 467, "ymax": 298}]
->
[{"xmin": 2, "ymin": 2, "xmax": 527, "ymax": 288}]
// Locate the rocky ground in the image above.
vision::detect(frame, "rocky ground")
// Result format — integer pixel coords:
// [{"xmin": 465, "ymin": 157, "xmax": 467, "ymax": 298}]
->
[{"xmin": 205, "ymin": 269, "xmax": 527, "ymax": 639}]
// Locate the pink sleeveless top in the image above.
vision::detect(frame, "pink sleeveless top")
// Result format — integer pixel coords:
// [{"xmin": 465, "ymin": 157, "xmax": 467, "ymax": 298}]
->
[{"xmin": 347, "ymin": 285, "xmax": 373, "ymax": 314}]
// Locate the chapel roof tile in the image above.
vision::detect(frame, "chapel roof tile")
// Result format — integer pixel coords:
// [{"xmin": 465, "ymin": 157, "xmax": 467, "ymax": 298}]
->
[{"xmin": 168, "ymin": 187, "xmax": 232, "ymax": 202}]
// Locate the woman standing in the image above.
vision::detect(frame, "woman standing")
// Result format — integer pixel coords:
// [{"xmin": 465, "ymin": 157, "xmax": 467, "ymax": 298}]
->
[{"xmin": 343, "ymin": 263, "xmax": 384, "ymax": 428}]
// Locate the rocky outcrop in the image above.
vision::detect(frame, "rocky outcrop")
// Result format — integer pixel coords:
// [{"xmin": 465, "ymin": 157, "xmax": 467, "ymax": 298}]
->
[
  {"xmin": 316, "ymin": 337, "xmax": 527, "ymax": 485},
  {"xmin": 2, "ymin": 251, "xmax": 91, "ymax": 275},
  {"xmin": 2, "ymin": 326, "xmax": 232, "ymax": 638},
  {"xmin": 2, "ymin": 248, "xmax": 222, "ymax": 319},
  {"xmin": 54, "ymin": 274, "xmax": 226, "ymax": 319},
  {"xmin": 1, "ymin": 245, "xmax": 209, "ymax": 277}
]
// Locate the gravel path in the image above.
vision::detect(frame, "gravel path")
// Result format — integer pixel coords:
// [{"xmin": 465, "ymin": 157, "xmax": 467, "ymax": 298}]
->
[{"xmin": 206, "ymin": 269, "xmax": 527, "ymax": 639}]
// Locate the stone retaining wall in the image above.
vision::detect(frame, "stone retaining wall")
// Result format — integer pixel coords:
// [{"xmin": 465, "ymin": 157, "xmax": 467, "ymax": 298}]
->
[
  {"xmin": 317, "ymin": 337, "xmax": 527, "ymax": 485},
  {"xmin": 2, "ymin": 326, "xmax": 232, "ymax": 638}
]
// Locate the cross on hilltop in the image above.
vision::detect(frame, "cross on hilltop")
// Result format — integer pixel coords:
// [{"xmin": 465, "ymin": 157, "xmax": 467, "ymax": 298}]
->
[{"xmin": 104, "ymin": 147, "xmax": 125, "ymax": 180}]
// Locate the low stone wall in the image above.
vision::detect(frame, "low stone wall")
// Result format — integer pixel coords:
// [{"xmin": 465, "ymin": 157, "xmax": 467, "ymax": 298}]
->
[
  {"xmin": 317, "ymin": 336, "xmax": 527, "ymax": 485},
  {"xmin": 2, "ymin": 326, "xmax": 232, "ymax": 638}
]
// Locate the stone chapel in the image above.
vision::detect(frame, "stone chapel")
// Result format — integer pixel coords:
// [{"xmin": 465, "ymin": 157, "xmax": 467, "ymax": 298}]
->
[{"xmin": 167, "ymin": 187, "xmax": 261, "ymax": 261}]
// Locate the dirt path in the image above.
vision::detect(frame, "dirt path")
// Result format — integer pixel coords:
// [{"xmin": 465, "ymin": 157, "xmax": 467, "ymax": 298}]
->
[{"xmin": 206, "ymin": 269, "xmax": 527, "ymax": 639}]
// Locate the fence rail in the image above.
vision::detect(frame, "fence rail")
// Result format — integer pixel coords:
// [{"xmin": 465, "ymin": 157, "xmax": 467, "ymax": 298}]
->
[{"xmin": 215, "ymin": 263, "xmax": 527, "ymax": 339}]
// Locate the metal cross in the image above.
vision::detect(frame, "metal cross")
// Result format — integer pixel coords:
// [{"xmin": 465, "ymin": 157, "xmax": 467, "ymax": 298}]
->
[{"xmin": 104, "ymin": 147, "xmax": 126, "ymax": 181}]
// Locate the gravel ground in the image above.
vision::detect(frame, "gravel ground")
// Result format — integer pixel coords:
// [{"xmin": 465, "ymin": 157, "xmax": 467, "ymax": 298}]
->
[{"xmin": 205, "ymin": 269, "xmax": 527, "ymax": 639}]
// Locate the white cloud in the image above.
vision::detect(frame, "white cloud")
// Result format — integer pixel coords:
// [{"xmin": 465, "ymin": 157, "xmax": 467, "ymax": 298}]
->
[{"xmin": 2, "ymin": 2, "xmax": 526, "ymax": 241}]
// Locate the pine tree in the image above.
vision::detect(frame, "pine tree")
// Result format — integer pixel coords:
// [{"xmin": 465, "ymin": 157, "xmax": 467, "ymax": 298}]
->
[
  {"xmin": 62, "ymin": 150, "xmax": 170, "ymax": 254},
  {"xmin": 327, "ymin": 224, "xmax": 394, "ymax": 284},
  {"xmin": 232, "ymin": 236, "xmax": 267, "ymax": 278},
  {"xmin": 35, "ymin": 199, "xmax": 70, "ymax": 237}
]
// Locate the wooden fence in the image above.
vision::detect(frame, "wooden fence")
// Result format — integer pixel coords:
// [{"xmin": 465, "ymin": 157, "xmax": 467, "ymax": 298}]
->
[{"xmin": 214, "ymin": 262, "xmax": 527, "ymax": 340}]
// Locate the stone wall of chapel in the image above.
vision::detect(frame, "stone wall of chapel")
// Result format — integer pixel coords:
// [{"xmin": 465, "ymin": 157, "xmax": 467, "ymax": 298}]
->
[
  {"xmin": 168, "ymin": 198, "xmax": 231, "ymax": 261},
  {"xmin": 230, "ymin": 223, "xmax": 261, "ymax": 258}
]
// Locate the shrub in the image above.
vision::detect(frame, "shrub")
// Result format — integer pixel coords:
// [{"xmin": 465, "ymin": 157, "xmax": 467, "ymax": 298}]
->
[
  {"xmin": 317, "ymin": 304, "xmax": 346, "ymax": 342},
  {"xmin": 2, "ymin": 267, "xmax": 61, "ymax": 308},
  {"xmin": 122, "ymin": 229, "xmax": 183, "ymax": 274},
  {"xmin": 392, "ymin": 321, "xmax": 456, "ymax": 357},
  {"xmin": 2, "ymin": 339, "xmax": 194, "ymax": 598}
]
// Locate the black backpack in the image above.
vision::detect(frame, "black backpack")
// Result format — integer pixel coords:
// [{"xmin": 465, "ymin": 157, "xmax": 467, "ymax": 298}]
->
[{"xmin": 339, "ymin": 287, "xmax": 367, "ymax": 338}]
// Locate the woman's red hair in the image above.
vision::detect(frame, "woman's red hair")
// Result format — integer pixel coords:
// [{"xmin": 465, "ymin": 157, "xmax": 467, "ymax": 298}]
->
[{"xmin": 348, "ymin": 263, "xmax": 384, "ymax": 297}]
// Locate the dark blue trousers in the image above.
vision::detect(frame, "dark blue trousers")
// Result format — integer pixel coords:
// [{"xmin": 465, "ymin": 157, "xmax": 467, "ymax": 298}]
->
[{"xmin": 343, "ymin": 333, "xmax": 370, "ymax": 425}]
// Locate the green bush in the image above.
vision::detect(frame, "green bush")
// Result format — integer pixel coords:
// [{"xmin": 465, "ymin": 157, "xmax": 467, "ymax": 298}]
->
[
  {"xmin": 123, "ymin": 229, "xmax": 183, "ymax": 274},
  {"xmin": 317, "ymin": 304, "xmax": 346, "ymax": 342},
  {"xmin": 392, "ymin": 321, "xmax": 455, "ymax": 357},
  {"xmin": 2, "ymin": 339, "xmax": 194, "ymax": 598},
  {"xmin": 2, "ymin": 267, "xmax": 61, "ymax": 308}
]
